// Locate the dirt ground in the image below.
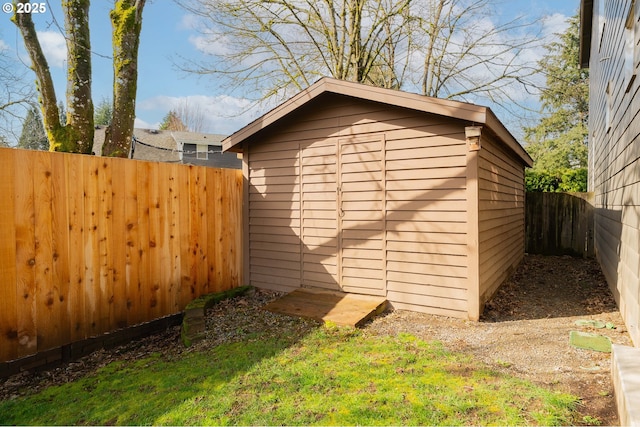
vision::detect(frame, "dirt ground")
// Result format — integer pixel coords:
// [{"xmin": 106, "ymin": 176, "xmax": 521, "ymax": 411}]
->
[{"xmin": 0, "ymin": 254, "xmax": 632, "ymax": 425}]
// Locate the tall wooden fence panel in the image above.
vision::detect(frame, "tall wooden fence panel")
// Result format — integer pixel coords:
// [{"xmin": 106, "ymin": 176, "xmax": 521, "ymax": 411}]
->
[
  {"xmin": 525, "ymin": 192, "xmax": 594, "ymax": 258},
  {"xmin": 0, "ymin": 147, "xmax": 243, "ymax": 363}
]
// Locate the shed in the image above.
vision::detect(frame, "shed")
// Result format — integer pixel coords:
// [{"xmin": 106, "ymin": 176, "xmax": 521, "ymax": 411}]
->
[{"xmin": 223, "ymin": 78, "xmax": 532, "ymax": 320}]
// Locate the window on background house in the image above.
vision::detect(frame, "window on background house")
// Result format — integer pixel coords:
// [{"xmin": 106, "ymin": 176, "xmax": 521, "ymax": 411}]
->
[
  {"xmin": 196, "ymin": 144, "xmax": 208, "ymax": 160},
  {"xmin": 624, "ymin": 0, "xmax": 637, "ymax": 93}
]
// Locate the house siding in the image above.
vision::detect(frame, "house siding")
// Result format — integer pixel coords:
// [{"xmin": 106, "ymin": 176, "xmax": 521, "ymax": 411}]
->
[
  {"xmin": 477, "ymin": 134, "xmax": 526, "ymax": 309},
  {"xmin": 588, "ymin": 0, "xmax": 640, "ymax": 345}
]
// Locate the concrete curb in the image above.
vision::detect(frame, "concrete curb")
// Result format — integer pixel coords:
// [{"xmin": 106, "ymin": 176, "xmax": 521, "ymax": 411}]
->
[{"xmin": 612, "ymin": 344, "xmax": 640, "ymax": 426}]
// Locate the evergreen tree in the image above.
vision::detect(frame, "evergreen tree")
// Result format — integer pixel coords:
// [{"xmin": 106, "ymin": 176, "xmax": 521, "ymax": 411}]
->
[
  {"xmin": 524, "ymin": 14, "xmax": 588, "ymax": 175},
  {"xmin": 159, "ymin": 110, "xmax": 188, "ymax": 131},
  {"xmin": 18, "ymin": 107, "xmax": 48, "ymax": 150},
  {"xmin": 94, "ymin": 97, "xmax": 113, "ymax": 126},
  {"xmin": 0, "ymin": 135, "xmax": 9, "ymax": 147}
]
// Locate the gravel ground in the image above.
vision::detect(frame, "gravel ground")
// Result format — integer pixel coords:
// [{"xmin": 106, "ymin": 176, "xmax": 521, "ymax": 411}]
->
[{"xmin": 0, "ymin": 254, "xmax": 631, "ymax": 425}]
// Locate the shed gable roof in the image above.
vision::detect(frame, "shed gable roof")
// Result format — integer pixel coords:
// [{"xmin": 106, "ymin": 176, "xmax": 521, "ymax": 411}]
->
[{"xmin": 222, "ymin": 77, "xmax": 532, "ymax": 167}]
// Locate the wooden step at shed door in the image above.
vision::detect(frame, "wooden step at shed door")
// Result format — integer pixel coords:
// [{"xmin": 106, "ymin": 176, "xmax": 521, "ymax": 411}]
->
[
  {"xmin": 263, "ymin": 288, "xmax": 387, "ymax": 327},
  {"xmin": 338, "ymin": 135, "xmax": 386, "ymax": 296}
]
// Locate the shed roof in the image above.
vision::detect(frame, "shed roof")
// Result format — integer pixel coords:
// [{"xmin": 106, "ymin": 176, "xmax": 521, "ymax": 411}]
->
[{"xmin": 222, "ymin": 77, "xmax": 532, "ymax": 167}]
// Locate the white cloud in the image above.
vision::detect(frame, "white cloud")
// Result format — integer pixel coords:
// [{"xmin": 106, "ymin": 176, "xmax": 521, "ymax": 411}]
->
[
  {"xmin": 137, "ymin": 94, "xmax": 256, "ymax": 135},
  {"xmin": 178, "ymin": 13, "xmax": 200, "ymax": 31},
  {"xmin": 134, "ymin": 118, "xmax": 160, "ymax": 130},
  {"xmin": 37, "ymin": 31, "xmax": 67, "ymax": 68},
  {"xmin": 0, "ymin": 39, "xmax": 8, "ymax": 52},
  {"xmin": 188, "ymin": 34, "xmax": 235, "ymax": 56},
  {"xmin": 541, "ymin": 13, "xmax": 570, "ymax": 38}
]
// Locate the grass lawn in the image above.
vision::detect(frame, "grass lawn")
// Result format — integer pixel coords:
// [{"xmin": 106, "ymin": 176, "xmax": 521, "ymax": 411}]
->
[{"xmin": 0, "ymin": 325, "xmax": 579, "ymax": 426}]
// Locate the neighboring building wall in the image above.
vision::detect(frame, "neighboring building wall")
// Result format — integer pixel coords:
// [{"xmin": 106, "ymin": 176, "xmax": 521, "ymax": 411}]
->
[
  {"xmin": 477, "ymin": 134, "xmax": 526, "ymax": 311},
  {"xmin": 245, "ymin": 95, "xmax": 472, "ymax": 317},
  {"xmin": 588, "ymin": 0, "xmax": 640, "ymax": 345},
  {"xmin": 182, "ymin": 143, "xmax": 242, "ymax": 169}
]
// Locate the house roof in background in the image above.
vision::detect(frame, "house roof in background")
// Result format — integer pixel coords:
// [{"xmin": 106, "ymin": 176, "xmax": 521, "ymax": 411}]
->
[
  {"xmin": 172, "ymin": 132, "xmax": 226, "ymax": 145},
  {"xmin": 222, "ymin": 77, "xmax": 532, "ymax": 167},
  {"xmin": 93, "ymin": 127, "xmax": 228, "ymax": 163}
]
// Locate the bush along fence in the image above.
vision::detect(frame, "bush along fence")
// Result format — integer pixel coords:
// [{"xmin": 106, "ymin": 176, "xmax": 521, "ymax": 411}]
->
[
  {"xmin": 525, "ymin": 192, "xmax": 594, "ymax": 258},
  {"xmin": 0, "ymin": 147, "xmax": 243, "ymax": 365}
]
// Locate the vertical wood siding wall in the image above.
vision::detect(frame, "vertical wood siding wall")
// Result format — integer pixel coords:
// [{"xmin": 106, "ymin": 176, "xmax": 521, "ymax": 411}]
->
[
  {"xmin": 0, "ymin": 148, "xmax": 243, "ymax": 363},
  {"xmin": 589, "ymin": 0, "xmax": 640, "ymax": 345},
  {"xmin": 247, "ymin": 97, "xmax": 472, "ymax": 318},
  {"xmin": 477, "ymin": 135, "xmax": 526, "ymax": 307}
]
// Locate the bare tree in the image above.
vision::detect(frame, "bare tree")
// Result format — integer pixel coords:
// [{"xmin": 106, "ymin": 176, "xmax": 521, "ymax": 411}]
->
[
  {"xmin": 179, "ymin": 0, "xmax": 413, "ymax": 103},
  {"xmin": 179, "ymin": 0, "xmax": 540, "ymax": 112},
  {"xmin": 0, "ymin": 36, "xmax": 35, "ymax": 144},
  {"xmin": 175, "ymin": 99, "xmax": 207, "ymax": 132},
  {"xmin": 414, "ymin": 0, "xmax": 540, "ymax": 104},
  {"xmin": 12, "ymin": 0, "xmax": 146, "ymax": 157}
]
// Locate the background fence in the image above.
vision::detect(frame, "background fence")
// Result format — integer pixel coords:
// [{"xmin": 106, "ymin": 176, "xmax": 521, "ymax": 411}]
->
[
  {"xmin": 0, "ymin": 147, "xmax": 243, "ymax": 363},
  {"xmin": 525, "ymin": 192, "xmax": 594, "ymax": 258}
]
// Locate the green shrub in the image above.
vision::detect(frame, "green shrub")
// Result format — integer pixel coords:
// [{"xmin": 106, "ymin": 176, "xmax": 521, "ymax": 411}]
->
[{"xmin": 525, "ymin": 168, "xmax": 587, "ymax": 192}]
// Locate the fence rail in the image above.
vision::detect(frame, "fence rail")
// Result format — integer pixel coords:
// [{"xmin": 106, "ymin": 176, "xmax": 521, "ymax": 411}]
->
[{"xmin": 0, "ymin": 147, "xmax": 243, "ymax": 363}]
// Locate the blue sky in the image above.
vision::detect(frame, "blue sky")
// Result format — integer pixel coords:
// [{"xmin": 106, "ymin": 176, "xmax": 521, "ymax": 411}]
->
[{"xmin": 1, "ymin": 0, "xmax": 581, "ymax": 139}]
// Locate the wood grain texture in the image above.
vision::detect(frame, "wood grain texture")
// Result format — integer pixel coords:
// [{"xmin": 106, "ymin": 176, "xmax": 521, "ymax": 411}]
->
[{"xmin": 0, "ymin": 148, "xmax": 243, "ymax": 363}]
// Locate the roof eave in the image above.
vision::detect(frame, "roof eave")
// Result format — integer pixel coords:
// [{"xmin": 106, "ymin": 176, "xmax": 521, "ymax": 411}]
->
[
  {"xmin": 222, "ymin": 77, "xmax": 488, "ymax": 152},
  {"xmin": 223, "ymin": 77, "xmax": 533, "ymax": 167},
  {"xmin": 485, "ymin": 109, "xmax": 533, "ymax": 168},
  {"xmin": 579, "ymin": 0, "xmax": 594, "ymax": 69}
]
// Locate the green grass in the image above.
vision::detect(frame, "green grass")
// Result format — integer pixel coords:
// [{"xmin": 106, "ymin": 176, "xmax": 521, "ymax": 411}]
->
[{"xmin": 0, "ymin": 325, "xmax": 579, "ymax": 426}]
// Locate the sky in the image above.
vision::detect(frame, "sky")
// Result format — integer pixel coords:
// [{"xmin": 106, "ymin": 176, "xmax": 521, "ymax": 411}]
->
[{"xmin": 0, "ymin": 0, "xmax": 581, "ymax": 141}]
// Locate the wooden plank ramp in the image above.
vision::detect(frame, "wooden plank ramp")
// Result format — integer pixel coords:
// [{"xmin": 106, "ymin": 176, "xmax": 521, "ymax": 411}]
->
[{"xmin": 263, "ymin": 288, "xmax": 387, "ymax": 327}]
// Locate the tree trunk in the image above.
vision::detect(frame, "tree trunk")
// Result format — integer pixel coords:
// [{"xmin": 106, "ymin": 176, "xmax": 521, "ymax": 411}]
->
[
  {"xmin": 12, "ymin": 0, "xmax": 93, "ymax": 153},
  {"xmin": 102, "ymin": 0, "xmax": 146, "ymax": 158},
  {"xmin": 63, "ymin": 0, "xmax": 94, "ymax": 154}
]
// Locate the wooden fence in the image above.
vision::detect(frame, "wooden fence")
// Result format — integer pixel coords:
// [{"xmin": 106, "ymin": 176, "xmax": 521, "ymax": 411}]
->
[
  {"xmin": 525, "ymin": 192, "xmax": 594, "ymax": 258},
  {"xmin": 0, "ymin": 147, "xmax": 243, "ymax": 363}
]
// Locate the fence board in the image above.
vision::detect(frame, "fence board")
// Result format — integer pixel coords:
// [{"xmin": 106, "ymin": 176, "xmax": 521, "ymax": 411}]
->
[
  {"xmin": 124, "ymin": 162, "xmax": 140, "ymax": 325},
  {"xmin": 83, "ymin": 157, "xmax": 100, "ymax": 336},
  {"xmin": 67, "ymin": 155, "xmax": 85, "ymax": 341},
  {"xmin": 51, "ymin": 154, "xmax": 71, "ymax": 346},
  {"xmin": 33, "ymin": 151, "xmax": 57, "ymax": 351},
  {"xmin": 0, "ymin": 152, "xmax": 18, "ymax": 361},
  {"xmin": 111, "ymin": 159, "xmax": 128, "ymax": 329},
  {"xmin": 13, "ymin": 149, "xmax": 37, "ymax": 357},
  {"xmin": 0, "ymin": 148, "xmax": 243, "ymax": 364},
  {"xmin": 136, "ymin": 161, "xmax": 152, "ymax": 324}
]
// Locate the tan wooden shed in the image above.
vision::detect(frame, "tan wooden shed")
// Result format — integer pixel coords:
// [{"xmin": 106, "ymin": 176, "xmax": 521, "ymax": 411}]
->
[{"xmin": 223, "ymin": 78, "xmax": 533, "ymax": 320}]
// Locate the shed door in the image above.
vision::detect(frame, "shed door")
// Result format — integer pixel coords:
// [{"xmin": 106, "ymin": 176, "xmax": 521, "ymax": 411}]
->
[
  {"xmin": 338, "ymin": 136, "xmax": 386, "ymax": 296},
  {"xmin": 300, "ymin": 141, "xmax": 340, "ymax": 291}
]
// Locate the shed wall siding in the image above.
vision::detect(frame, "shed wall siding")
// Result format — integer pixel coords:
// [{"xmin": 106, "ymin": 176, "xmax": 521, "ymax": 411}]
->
[
  {"xmin": 248, "ymin": 140, "xmax": 301, "ymax": 293},
  {"xmin": 246, "ymin": 97, "xmax": 470, "ymax": 316},
  {"xmin": 477, "ymin": 134, "xmax": 525, "ymax": 308},
  {"xmin": 588, "ymin": 0, "xmax": 640, "ymax": 345}
]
